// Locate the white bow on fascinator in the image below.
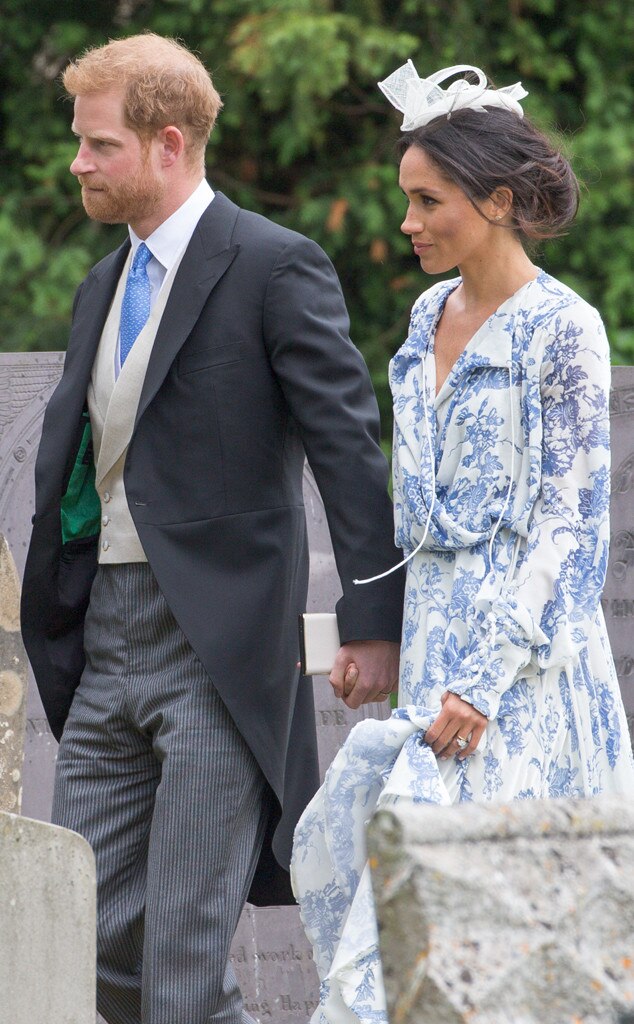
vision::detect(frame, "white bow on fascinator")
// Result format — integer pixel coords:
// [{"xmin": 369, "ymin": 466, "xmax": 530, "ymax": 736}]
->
[{"xmin": 378, "ymin": 61, "xmax": 528, "ymax": 131}]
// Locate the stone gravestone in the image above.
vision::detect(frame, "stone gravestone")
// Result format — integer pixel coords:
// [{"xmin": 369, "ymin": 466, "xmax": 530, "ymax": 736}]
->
[
  {"xmin": 0, "ymin": 352, "xmax": 391, "ymax": 818},
  {"xmin": 604, "ymin": 372, "xmax": 634, "ymax": 740},
  {"xmin": 0, "ymin": 351, "xmax": 392, "ymax": 1023},
  {"xmin": 2, "ymin": 353, "xmax": 634, "ymax": 1022},
  {"xmin": 4, "ymin": 355, "xmax": 633, "ymax": 813},
  {"xmin": 368, "ymin": 797, "xmax": 634, "ymax": 1024},
  {"xmin": 0, "ymin": 534, "xmax": 27, "ymax": 813},
  {"xmin": 0, "ymin": 353, "xmax": 65, "ymax": 821},
  {"xmin": 0, "ymin": 810, "xmax": 96, "ymax": 1024}
]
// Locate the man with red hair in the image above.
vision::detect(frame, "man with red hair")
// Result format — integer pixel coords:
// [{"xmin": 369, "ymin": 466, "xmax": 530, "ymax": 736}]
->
[{"xmin": 21, "ymin": 32, "xmax": 403, "ymax": 1024}]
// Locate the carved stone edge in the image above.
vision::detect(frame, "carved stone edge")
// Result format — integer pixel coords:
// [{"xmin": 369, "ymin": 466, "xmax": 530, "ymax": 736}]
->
[
  {"xmin": 368, "ymin": 796, "xmax": 634, "ymax": 855},
  {"xmin": 0, "ymin": 534, "xmax": 27, "ymax": 814}
]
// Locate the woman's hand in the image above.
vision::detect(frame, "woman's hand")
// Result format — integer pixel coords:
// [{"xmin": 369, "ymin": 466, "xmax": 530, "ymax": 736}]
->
[{"xmin": 425, "ymin": 691, "xmax": 487, "ymax": 760}]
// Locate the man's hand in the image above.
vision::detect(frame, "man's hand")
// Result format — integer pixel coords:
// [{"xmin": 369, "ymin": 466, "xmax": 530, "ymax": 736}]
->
[
  {"xmin": 424, "ymin": 691, "xmax": 487, "ymax": 760},
  {"xmin": 329, "ymin": 640, "xmax": 400, "ymax": 709}
]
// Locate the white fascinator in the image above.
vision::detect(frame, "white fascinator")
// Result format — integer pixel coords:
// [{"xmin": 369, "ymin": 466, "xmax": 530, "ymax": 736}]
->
[{"xmin": 378, "ymin": 61, "xmax": 528, "ymax": 131}]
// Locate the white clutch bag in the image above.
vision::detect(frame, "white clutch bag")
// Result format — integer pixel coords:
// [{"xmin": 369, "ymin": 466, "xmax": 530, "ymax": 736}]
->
[{"xmin": 298, "ymin": 613, "xmax": 340, "ymax": 676}]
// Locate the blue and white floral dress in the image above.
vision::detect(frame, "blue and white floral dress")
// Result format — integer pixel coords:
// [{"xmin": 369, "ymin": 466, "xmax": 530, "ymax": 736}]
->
[{"xmin": 291, "ymin": 271, "xmax": 634, "ymax": 1024}]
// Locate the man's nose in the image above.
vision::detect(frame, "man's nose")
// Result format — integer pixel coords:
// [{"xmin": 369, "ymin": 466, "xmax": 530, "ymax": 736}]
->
[{"xmin": 70, "ymin": 143, "xmax": 95, "ymax": 176}]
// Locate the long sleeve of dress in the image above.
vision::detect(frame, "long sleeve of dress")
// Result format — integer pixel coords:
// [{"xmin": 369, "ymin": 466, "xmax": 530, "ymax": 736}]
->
[{"xmin": 449, "ymin": 301, "xmax": 612, "ymax": 720}]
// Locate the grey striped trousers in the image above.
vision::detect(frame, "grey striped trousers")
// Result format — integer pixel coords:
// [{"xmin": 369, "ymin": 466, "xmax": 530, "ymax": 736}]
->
[{"xmin": 52, "ymin": 564, "xmax": 268, "ymax": 1024}]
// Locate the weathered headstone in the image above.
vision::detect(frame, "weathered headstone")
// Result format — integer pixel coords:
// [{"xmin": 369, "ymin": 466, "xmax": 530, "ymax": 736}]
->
[
  {"xmin": 231, "ymin": 905, "xmax": 320, "ymax": 1022},
  {"xmin": 0, "ymin": 810, "xmax": 96, "ymax": 1024},
  {"xmin": 2, "ymin": 354, "xmax": 634, "ymax": 1023},
  {"xmin": 0, "ymin": 352, "xmax": 391, "ymax": 1023},
  {"xmin": 604, "ymin": 371, "xmax": 634, "ymax": 739},
  {"xmin": 368, "ymin": 796, "xmax": 634, "ymax": 1024},
  {"xmin": 0, "ymin": 353, "xmax": 65, "ymax": 821},
  {"xmin": 0, "ymin": 534, "xmax": 27, "ymax": 813},
  {"xmin": 0, "ymin": 352, "xmax": 391, "ymax": 820}
]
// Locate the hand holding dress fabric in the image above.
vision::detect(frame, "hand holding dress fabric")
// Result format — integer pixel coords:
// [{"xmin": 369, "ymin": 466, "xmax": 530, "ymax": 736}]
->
[{"xmin": 425, "ymin": 690, "xmax": 487, "ymax": 759}]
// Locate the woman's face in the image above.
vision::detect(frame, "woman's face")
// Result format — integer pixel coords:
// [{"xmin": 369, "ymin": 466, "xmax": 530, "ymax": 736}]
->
[{"xmin": 399, "ymin": 145, "xmax": 500, "ymax": 275}]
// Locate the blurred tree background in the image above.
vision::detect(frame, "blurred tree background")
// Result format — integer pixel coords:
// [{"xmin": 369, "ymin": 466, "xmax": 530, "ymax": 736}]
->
[{"xmin": 1, "ymin": 0, "xmax": 632, "ymax": 434}]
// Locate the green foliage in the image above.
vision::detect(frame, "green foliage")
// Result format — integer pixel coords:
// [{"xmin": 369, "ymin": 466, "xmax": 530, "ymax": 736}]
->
[{"xmin": 1, "ymin": 0, "xmax": 632, "ymax": 424}]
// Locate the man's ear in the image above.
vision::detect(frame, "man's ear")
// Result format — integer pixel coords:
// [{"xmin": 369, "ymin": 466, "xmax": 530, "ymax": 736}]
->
[{"xmin": 157, "ymin": 125, "xmax": 185, "ymax": 167}]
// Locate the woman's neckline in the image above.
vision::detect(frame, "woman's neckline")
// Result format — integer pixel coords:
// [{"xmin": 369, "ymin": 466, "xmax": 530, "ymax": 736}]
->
[{"xmin": 431, "ymin": 269, "xmax": 544, "ymax": 399}]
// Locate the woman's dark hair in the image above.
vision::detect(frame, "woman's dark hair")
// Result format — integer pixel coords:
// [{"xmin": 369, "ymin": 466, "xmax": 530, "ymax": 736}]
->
[{"xmin": 397, "ymin": 106, "xmax": 579, "ymax": 240}]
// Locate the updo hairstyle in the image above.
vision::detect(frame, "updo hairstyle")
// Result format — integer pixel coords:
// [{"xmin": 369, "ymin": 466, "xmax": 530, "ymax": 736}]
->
[{"xmin": 397, "ymin": 106, "xmax": 579, "ymax": 240}]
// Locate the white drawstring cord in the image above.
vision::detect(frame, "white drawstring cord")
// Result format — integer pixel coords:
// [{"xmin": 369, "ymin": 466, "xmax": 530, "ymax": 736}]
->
[
  {"xmin": 354, "ymin": 355, "xmax": 436, "ymax": 586},
  {"xmin": 354, "ymin": 360, "xmax": 516, "ymax": 587},
  {"xmin": 486, "ymin": 363, "xmax": 516, "ymax": 571}
]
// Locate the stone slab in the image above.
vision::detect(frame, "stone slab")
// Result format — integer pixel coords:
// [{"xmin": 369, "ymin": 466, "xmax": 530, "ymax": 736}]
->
[
  {"xmin": 231, "ymin": 905, "xmax": 319, "ymax": 1022},
  {"xmin": 2, "ymin": 356, "xmax": 631, "ymax": 812},
  {"xmin": 0, "ymin": 810, "xmax": 96, "ymax": 1023},
  {"xmin": 4, "ymin": 359, "xmax": 631, "ymax": 786},
  {"xmin": 21, "ymin": 715, "xmax": 58, "ymax": 821},
  {"xmin": 0, "ymin": 533, "xmax": 27, "ymax": 813},
  {"xmin": 0, "ymin": 353, "xmax": 65, "ymax": 583},
  {"xmin": 0, "ymin": 353, "xmax": 382, "ymax": 1022},
  {"xmin": 0, "ymin": 353, "xmax": 390, "ymax": 820},
  {"xmin": 0, "ymin": 354, "xmax": 67, "ymax": 821},
  {"xmin": 3, "ymin": 354, "xmax": 633, "ymax": 1023},
  {"xmin": 368, "ymin": 797, "xmax": 634, "ymax": 1024},
  {"xmin": 604, "ymin": 367, "xmax": 634, "ymax": 738}
]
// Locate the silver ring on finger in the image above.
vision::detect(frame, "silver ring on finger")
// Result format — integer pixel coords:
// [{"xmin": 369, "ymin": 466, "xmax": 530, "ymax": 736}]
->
[{"xmin": 455, "ymin": 734, "xmax": 468, "ymax": 750}]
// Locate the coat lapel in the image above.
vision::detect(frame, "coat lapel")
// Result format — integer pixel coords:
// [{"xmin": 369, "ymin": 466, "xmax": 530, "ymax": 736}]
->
[
  {"xmin": 67, "ymin": 242, "xmax": 130, "ymax": 397},
  {"xmin": 135, "ymin": 193, "xmax": 240, "ymax": 427},
  {"xmin": 36, "ymin": 242, "xmax": 129, "ymax": 498}
]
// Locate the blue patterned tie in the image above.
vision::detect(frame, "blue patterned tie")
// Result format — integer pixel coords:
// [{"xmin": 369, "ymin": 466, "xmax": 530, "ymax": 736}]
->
[{"xmin": 120, "ymin": 242, "xmax": 152, "ymax": 365}]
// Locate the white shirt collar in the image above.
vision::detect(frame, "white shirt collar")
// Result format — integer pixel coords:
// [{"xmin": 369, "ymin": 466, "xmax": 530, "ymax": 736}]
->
[{"xmin": 128, "ymin": 179, "xmax": 215, "ymax": 271}]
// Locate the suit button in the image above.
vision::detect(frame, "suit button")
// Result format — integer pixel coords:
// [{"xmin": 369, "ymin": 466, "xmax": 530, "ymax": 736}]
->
[
  {"xmin": 102, "ymin": 540, "xmax": 110, "ymax": 551},
  {"xmin": 103, "ymin": 491, "xmax": 111, "ymax": 503},
  {"xmin": 102, "ymin": 515, "xmax": 110, "ymax": 526}
]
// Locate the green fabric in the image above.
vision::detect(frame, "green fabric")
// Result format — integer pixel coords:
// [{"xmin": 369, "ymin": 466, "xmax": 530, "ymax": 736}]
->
[{"xmin": 60, "ymin": 417, "xmax": 100, "ymax": 544}]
